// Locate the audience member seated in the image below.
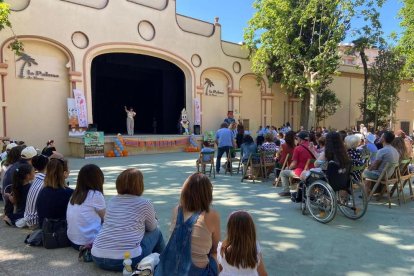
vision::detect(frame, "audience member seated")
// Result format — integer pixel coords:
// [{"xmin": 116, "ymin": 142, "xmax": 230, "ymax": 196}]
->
[
  {"xmin": 217, "ymin": 211, "xmax": 268, "ymax": 276},
  {"xmin": 395, "ymin": 130, "xmax": 413, "ymax": 158},
  {"xmin": 363, "ymin": 131, "xmax": 399, "ymax": 194},
  {"xmin": 365, "ymin": 133, "xmax": 378, "ymax": 163},
  {"xmin": 240, "ymin": 135, "xmax": 258, "ymax": 173},
  {"xmin": 92, "ymin": 168, "xmax": 165, "ymax": 272},
  {"xmin": 278, "ymin": 131, "xmax": 315, "ymax": 197},
  {"xmin": 196, "ymin": 141, "xmax": 215, "ymax": 173},
  {"xmin": 344, "ymin": 135, "xmax": 365, "ymax": 182},
  {"xmin": 275, "ymin": 131, "xmax": 296, "ymax": 175},
  {"xmin": 36, "ymin": 157, "xmax": 73, "ymax": 228},
  {"xmin": 3, "ymin": 163, "xmax": 35, "ymax": 226},
  {"xmin": 41, "ymin": 139, "xmax": 57, "ymax": 157},
  {"xmin": 24, "ymin": 155, "xmax": 49, "ymax": 228},
  {"xmin": 235, "ymin": 124, "xmax": 245, "ymax": 148},
  {"xmin": 156, "ymin": 173, "xmax": 220, "ymax": 275},
  {"xmin": 259, "ymin": 133, "xmax": 277, "ymax": 164},
  {"xmin": 67, "ymin": 164, "xmax": 106, "ymax": 251},
  {"xmin": 1, "ymin": 145, "xmax": 22, "ymax": 201}
]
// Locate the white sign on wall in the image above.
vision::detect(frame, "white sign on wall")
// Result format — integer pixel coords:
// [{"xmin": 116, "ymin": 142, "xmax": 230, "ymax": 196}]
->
[
  {"xmin": 73, "ymin": 89, "xmax": 88, "ymax": 128},
  {"xmin": 194, "ymin": 98, "xmax": 201, "ymax": 125}
]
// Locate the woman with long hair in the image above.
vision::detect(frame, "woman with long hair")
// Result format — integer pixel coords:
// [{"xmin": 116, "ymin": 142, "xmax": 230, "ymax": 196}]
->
[
  {"xmin": 92, "ymin": 168, "xmax": 164, "ymax": 272},
  {"xmin": 218, "ymin": 211, "xmax": 267, "ymax": 276},
  {"xmin": 156, "ymin": 173, "xmax": 220, "ymax": 275},
  {"xmin": 36, "ymin": 157, "xmax": 73, "ymax": 228},
  {"xmin": 67, "ymin": 164, "xmax": 105, "ymax": 250},
  {"xmin": 3, "ymin": 163, "xmax": 35, "ymax": 226},
  {"xmin": 275, "ymin": 131, "xmax": 296, "ymax": 181},
  {"xmin": 392, "ymin": 137, "xmax": 410, "ymax": 162}
]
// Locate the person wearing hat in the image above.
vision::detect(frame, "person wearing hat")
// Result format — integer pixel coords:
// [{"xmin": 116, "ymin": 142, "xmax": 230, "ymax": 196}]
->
[
  {"xmin": 278, "ymin": 131, "xmax": 316, "ymax": 197},
  {"xmin": 2, "ymin": 146, "xmax": 37, "ymax": 199},
  {"xmin": 0, "ymin": 142, "xmax": 17, "ymax": 162},
  {"xmin": 365, "ymin": 133, "xmax": 378, "ymax": 163}
]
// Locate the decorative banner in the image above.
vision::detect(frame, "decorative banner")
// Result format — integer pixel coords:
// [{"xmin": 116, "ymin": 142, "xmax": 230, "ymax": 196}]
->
[
  {"xmin": 73, "ymin": 89, "xmax": 88, "ymax": 128},
  {"xmin": 67, "ymin": 98, "xmax": 85, "ymax": 137},
  {"xmin": 194, "ymin": 98, "xmax": 201, "ymax": 125},
  {"xmin": 84, "ymin": 131, "xmax": 104, "ymax": 159},
  {"xmin": 123, "ymin": 137, "xmax": 189, "ymax": 148}
]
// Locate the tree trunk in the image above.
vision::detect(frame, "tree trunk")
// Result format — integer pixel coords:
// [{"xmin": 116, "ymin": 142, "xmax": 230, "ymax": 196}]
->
[
  {"xmin": 300, "ymin": 91, "xmax": 310, "ymax": 130},
  {"xmin": 360, "ymin": 50, "xmax": 368, "ymax": 125},
  {"xmin": 307, "ymin": 88, "xmax": 317, "ymax": 130}
]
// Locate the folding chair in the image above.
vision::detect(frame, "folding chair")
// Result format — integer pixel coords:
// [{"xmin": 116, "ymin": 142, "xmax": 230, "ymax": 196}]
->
[
  {"xmin": 273, "ymin": 153, "xmax": 290, "ymax": 187},
  {"xmin": 196, "ymin": 151, "xmax": 215, "ymax": 178},
  {"xmin": 364, "ymin": 162, "xmax": 400, "ymax": 208},
  {"xmin": 394, "ymin": 158, "xmax": 413, "ymax": 202},
  {"xmin": 261, "ymin": 150, "xmax": 276, "ymax": 179},
  {"xmin": 225, "ymin": 148, "xmax": 242, "ymax": 175},
  {"xmin": 241, "ymin": 153, "xmax": 264, "ymax": 183}
]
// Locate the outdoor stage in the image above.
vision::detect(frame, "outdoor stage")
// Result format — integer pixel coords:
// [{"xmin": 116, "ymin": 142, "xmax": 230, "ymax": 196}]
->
[{"xmin": 68, "ymin": 134, "xmax": 203, "ymax": 158}]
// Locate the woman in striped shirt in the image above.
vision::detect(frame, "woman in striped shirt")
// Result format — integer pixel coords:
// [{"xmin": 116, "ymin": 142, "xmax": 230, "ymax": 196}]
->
[
  {"xmin": 23, "ymin": 155, "xmax": 49, "ymax": 228},
  {"xmin": 92, "ymin": 168, "xmax": 165, "ymax": 272}
]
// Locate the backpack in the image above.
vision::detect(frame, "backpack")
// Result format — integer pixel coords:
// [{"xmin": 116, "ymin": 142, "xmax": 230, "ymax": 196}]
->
[{"xmin": 24, "ymin": 229, "xmax": 43, "ymax": 246}]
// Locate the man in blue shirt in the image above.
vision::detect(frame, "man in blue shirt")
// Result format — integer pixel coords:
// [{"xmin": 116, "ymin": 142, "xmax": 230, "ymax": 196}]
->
[
  {"xmin": 223, "ymin": 111, "xmax": 236, "ymax": 125},
  {"xmin": 215, "ymin": 122, "xmax": 234, "ymax": 173}
]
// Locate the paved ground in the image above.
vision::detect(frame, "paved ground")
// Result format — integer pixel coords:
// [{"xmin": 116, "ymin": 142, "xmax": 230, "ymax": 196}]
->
[{"xmin": 0, "ymin": 152, "xmax": 413, "ymax": 275}]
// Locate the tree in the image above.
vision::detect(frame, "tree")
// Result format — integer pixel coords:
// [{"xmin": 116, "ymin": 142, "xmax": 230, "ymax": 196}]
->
[
  {"xmin": 245, "ymin": 0, "xmax": 349, "ymax": 130},
  {"xmin": 359, "ymin": 49, "xmax": 404, "ymax": 129},
  {"xmin": 0, "ymin": 1, "xmax": 23, "ymax": 55},
  {"xmin": 244, "ymin": 0, "xmax": 385, "ymax": 129},
  {"xmin": 399, "ymin": 0, "xmax": 414, "ymax": 81},
  {"xmin": 316, "ymin": 85, "xmax": 341, "ymax": 127}
]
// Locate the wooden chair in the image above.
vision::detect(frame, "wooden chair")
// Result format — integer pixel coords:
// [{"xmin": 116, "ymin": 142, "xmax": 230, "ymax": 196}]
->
[
  {"xmin": 394, "ymin": 158, "xmax": 413, "ymax": 202},
  {"xmin": 196, "ymin": 151, "xmax": 215, "ymax": 178},
  {"xmin": 225, "ymin": 148, "xmax": 242, "ymax": 175},
  {"xmin": 364, "ymin": 162, "xmax": 400, "ymax": 208},
  {"xmin": 241, "ymin": 153, "xmax": 264, "ymax": 183},
  {"xmin": 273, "ymin": 153, "xmax": 290, "ymax": 187},
  {"xmin": 261, "ymin": 150, "xmax": 277, "ymax": 179}
]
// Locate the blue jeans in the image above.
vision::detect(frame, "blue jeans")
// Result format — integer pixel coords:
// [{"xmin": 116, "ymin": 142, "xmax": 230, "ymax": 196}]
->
[
  {"xmin": 216, "ymin": 146, "xmax": 232, "ymax": 173},
  {"xmin": 92, "ymin": 228, "xmax": 165, "ymax": 272},
  {"xmin": 155, "ymin": 207, "xmax": 218, "ymax": 276}
]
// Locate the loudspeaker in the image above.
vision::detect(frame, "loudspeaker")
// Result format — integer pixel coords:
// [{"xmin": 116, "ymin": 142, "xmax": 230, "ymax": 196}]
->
[{"xmin": 194, "ymin": 125, "xmax": 201, "ymax": 135}]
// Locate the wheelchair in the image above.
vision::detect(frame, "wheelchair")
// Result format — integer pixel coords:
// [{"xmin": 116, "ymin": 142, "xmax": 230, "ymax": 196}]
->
[{"xmin": 298, "ymin": 161, "xmax": 368, "ymax": 224}]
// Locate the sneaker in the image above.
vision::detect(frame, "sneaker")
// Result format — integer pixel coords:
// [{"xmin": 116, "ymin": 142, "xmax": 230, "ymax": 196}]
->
[
  {"xmin": 278, "ymin": 191, "xmax": 291, "ymax": 197},
  {"xmin": 15, "ymin": 218, "xmax": 27, "ymax": 228}
]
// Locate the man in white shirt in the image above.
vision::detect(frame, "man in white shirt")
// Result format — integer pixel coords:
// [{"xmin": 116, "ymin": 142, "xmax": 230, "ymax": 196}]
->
[{"xmin": 125, "ymin": 106, "xmax": 136, "ymax": 136}]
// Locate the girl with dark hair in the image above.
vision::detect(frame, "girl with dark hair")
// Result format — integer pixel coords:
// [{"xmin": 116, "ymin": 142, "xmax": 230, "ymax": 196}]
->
[
  {"xmin": 218, "ymin": 211, "xmax": 268, "ymax": 276},
  {"xmin": 41, "ymin": 139, "xmax": 56, "ymax": 157},
  {"xmin": 240, "ymin": 135, "xmax": 258, "ymax": 165},
  {"xmin": 235, "ymin": 124, "xmax": 245, "ymax": 148},
  {"xmin": 3, "ymin": 163, "xmax": 35, "ymax": 226},
  {"xmin": 67, "ymin": 164, "xmax": 106, "ymax": 250},
  {"xmin": 36, "ymin": 157, "xmax": 73, "ymax": 228},
  {"xmin": 156, "ymin": 173, "xmax": 220, "ymax": 275},
  {"xmin": 275, "ymin": 131, "xmax": 296, "ymax": 172}
]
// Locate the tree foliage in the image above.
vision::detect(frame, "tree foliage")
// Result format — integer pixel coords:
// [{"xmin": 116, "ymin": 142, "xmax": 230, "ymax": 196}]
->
[
  {"xmin": 359, "ymin": 49, "xmax": 404, "ymax": 129},
  {"xmin": 0, "ymin": 0, "xmax": 23, "ymax": 55},
  {"xmin": 399, "ymin": 0, "xmax": 414, "ymax": 80},
  {"xmin": 316, "ymin": 83, "xmax": 341, "ymax": 126},
  {"xmin": 244, "ymin": 0, "xmax": 385, "ymax": 129}
]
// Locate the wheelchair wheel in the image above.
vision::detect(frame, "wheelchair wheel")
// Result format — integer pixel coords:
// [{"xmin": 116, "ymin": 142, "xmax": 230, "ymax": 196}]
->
[
  {"xmin": 306, "ymin": 180, "xmax": 337, "ymax": 223},
  {"xmin": 338, "ymin": 181, "xmax": 368, "ymax": 220},
  {"xmin": 301, "ymin": 184, "xmax": 307, "ymax": 215}
]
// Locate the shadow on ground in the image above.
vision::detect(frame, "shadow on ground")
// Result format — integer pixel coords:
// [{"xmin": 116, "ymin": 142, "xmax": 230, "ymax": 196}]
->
[{"xmin": 0, "ymin": 152, "xmax": 413, "ymax": 275}]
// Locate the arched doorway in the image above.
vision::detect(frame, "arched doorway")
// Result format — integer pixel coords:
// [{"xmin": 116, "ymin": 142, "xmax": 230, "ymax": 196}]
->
[{"xmin": 91, "ymin": 53, "xmax": 185, "ymax": 134}]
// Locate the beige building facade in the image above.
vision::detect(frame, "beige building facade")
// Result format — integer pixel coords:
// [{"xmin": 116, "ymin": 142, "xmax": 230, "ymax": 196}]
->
[{"xmin": 0, "ymin": 1, "xmax": 412, "ymax": 155}]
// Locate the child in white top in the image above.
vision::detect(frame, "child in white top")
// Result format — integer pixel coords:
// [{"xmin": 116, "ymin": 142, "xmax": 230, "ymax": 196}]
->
[{"xmin": 217, "ymin": 211, "xmax": 268, "ymax": 276}]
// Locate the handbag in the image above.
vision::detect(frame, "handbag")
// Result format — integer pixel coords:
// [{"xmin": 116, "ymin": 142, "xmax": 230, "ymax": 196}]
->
[{"xmin": 42, "ymin": 218, "xmax": 71, "ymax": 249}]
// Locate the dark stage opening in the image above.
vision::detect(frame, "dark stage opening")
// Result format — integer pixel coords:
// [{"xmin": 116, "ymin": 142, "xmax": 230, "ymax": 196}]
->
[{"xmin": 91, "ymin": 53, "xmax": 185, "ymax": 135}]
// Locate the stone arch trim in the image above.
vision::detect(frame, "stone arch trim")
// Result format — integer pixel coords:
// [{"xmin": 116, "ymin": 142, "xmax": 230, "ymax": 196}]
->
[
  {"xmin": 199, "ymin": 67, "xmax": 234, "ymax": 90},
  {"xmin": 83, "ymin": 42, "xmax": 196, "ymax": 123},
  {"xmin": 0, "ymin": 35, "xmax": 76, "ymax": 71},
  {"xmin": 239, "ymin": 73, "xmax": 267, "ymax": 94}
]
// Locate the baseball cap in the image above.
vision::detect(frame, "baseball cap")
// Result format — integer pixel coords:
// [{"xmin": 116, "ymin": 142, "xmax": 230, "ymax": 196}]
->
[
  {"xmin": 21, "ymin": 146, "xmax": 38, "ymax": 159},
  {"xmin": 296, "ymin": 131, "xmax": 309, "ymax": 140},
  {"xmin": 6, "ymin": 142, "xmax": 17, "ymax": 151}
]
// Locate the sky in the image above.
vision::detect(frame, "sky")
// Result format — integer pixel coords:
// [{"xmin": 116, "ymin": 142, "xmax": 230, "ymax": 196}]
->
[{"xmin": 176, "ymin": 0, "xmax": 404, "ymax": 44}]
